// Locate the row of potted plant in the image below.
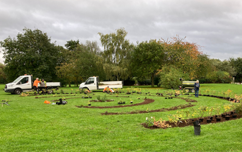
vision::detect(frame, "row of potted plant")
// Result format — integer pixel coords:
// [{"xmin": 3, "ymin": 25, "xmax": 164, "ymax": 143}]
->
[{"xmin": 146, "ymin": 102, "xmax": 242, "ymax": 128}]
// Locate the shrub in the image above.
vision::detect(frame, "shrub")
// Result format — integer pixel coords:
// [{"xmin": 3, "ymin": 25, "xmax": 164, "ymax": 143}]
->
[{"xmin": 158, "ymin": 65, "xmax": 189, "ymax": 89}]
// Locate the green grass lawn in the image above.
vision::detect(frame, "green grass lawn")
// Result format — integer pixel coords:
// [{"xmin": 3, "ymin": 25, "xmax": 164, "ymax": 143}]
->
[{"xmin": 1, "ymin": 84, "xmax": 242, "ymax": 152}]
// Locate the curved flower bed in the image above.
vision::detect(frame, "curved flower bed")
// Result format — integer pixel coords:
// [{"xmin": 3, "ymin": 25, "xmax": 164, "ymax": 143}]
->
[
  {"xmin": 76, "ymin": 99, "xmax": 154, "ymax": 109},
  {"xmin": 143, "ymin": 111, "xmax": 242, "ymax": 129}
]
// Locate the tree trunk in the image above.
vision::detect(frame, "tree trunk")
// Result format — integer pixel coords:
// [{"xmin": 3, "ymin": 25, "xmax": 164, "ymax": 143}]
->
[
  {"xmin": 69, "ymin": 82, "xmax": 71, "ymax": 87},
  {"xmin": 151, "ymin": 72, "xmax": 155, "ymax": 87}
]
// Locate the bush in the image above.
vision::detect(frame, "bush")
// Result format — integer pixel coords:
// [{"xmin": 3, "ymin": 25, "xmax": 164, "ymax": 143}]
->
[
  {"xmin": 206, "ymin": 71, "xmax": 232, "ymax": 83},
  {"xmin": 158, "ymin": 66, "xmax": 189, "ymax": 89}
]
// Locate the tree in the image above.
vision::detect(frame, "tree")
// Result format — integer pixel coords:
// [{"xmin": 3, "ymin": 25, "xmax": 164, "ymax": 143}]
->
[
  {"xmin": 131, "ymin": 40, "xmax": 165, "ymax": 87},
  {"xmin": 85, "ymin": 40, "xmax": 101, "ymax": 54},
  {"xmin": 195, "ymin": 54, "xmax": 213, "ymax": 81},
  {"xmin": 56, "ymin": 44, "xmax": 105, "ymax": 86},
  {"xmin": 0, "ymin": 28, "xmax": 61, "ymax": 81},
  {"xmin": 65, "ymin": 40, "xmax": 79, "ymax": 51},
  {"xmin": 162, "ymin": 36, "xmax": 202, "ymax": 80},
  {"xmin": 210, "ymin": 59, "xmax": 236, "ymax": 77},
  {"xmin": 0, "ymin": 63, "xmax": 7, "ymax": 83},
  {"xmin": 230, "ymin": 58, "xmax": 242, "ymax": 82},
  {"xmin": 98, "ymin": 28, "xmax": 133, "ymax": 80},
  {"xmin": 158, "ymin": 65, "xmax": 189, "ymax": 89},
  {"xmin": 206, "ymin": 71, "xmax": 232, "ymax": 83}
]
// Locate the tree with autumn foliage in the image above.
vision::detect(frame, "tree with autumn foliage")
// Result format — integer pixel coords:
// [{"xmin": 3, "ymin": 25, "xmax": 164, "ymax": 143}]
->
[{"xmin": 161, "ymin": 36, "xmax": 203, "ymax": 80}]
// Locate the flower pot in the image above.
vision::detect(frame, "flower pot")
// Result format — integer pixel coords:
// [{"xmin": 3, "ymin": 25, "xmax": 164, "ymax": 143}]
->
[
  {"xmin": 199, "ymin": 118, "xmax": 204, "ymax": 122},
  {"xmin": 232, "ymin": 115, "xmax": 237, "ymax": 118},
  {"xmin": 207, "ymin": 119, "xmax": 211, "ymax": 123},
  {"xmin": 222, "ymin": 114, "xmax": 226, "ymax": 118},
  {"xmin": 193, "ymin": 120, "xmax": 201, "ymax": 135},
  {"xmin": 88, "ymin": 104, "xmax": 91, "ymax": 106},
  {"xmin": 216, "ymin": 118, "xmax": 221, "ymax": 122},
  {"xmin": 225, "ymin": 116, "xmax": 230, "ymax": 120}
]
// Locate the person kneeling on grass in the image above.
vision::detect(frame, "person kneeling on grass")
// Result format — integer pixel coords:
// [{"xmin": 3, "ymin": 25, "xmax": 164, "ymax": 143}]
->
[{"xmin": 103, "ymin": 86, "xmax": 114, "ymax": 93}]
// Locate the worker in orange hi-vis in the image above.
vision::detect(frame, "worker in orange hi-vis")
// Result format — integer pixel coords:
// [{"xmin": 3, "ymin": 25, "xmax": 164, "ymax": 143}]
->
[
  {"xmin": 33, "ymin": 78, "xmax": 41, "ymax": 91},
  {"xmin": 103, "ymin": 86, "xmax": 114, "ymax": 93}
]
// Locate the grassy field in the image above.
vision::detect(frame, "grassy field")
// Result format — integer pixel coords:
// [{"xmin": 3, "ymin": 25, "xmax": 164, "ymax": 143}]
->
[{"xmin": 1, "ymin": 84, "xmax": 242, "ymax": 152}]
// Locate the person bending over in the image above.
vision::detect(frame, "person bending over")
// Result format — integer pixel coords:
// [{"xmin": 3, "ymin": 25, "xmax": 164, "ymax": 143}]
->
[{"xmin": 103, "ymin": 86, "xmax": 114, "ymax": 93}]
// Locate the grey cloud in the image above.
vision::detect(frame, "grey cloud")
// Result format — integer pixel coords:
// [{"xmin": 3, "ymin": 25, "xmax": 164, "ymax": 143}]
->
[{"xmin": 0, "ymin": 0, "xmax": 242, "ymax": 64}]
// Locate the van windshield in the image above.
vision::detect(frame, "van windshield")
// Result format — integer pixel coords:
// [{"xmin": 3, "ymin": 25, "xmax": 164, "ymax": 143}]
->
[{"xmin": 13, "ymin": 76, "xmax": 23, "ymax": 83}]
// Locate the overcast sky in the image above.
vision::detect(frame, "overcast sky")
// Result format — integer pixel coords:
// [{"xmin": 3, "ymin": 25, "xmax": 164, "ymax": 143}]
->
[{"xmin": 0, "ymin": 0, "xmax": 242, "ymax": 64}]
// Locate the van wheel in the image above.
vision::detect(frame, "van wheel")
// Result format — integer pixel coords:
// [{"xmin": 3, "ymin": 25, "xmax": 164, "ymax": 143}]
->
[
  {"xmin": 14, "ymin": 89, "xmax": 22, "ymax": 95},
  {"xmin": 82, "ymin": 88, "xmax": 89, "ymax": 93}
]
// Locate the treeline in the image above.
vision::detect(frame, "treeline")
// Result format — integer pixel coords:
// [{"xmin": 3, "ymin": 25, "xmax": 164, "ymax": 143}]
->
[{"xmin": 0, "ymin": 28, "xmax": 241, "ymax": 88}]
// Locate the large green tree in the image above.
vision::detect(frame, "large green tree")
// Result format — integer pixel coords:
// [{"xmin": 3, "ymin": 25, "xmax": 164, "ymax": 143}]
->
[
  {"xmin": 230, "ymin": 58, "xmax": 242, "ymax": 82},
  {"xmin": 0, "ymin": 63, "xmax": 7, "ymax": 83},
  {"xmin": 210, "ymin": 59, "xmax": 236, "ymax": 77},
  {"xmin": 0, "ymin": 28, "xmax": 61, "ymax": 81},
  {"xmin": 131, "ymin": 40, "xmax": 165, "ymax": 87},
  {"xmin": 56, "ymin": 43, "xmax": 105, "ymax": 86},
  {"xmin": 65, "ymin": 40, "xmax": 79, "ymax": 51},
  {"xmin": 98, "ymin": 28, "xmax": 133, "ymax": 80}
]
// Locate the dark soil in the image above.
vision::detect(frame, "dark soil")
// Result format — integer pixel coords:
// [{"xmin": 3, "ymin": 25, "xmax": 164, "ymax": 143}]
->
[
  {"xmin": 90, "ymin": 100, "xmax": 114, "ymax": 102},
  {"xmin": 176, "ymin": 97, "xmax": 197, "ymax": 102},
  {"xmin": 51, "ymin": 96, "xmax": 90, "ymax": 101},
  {"xmin": 76, "ymin": 99, "xmax": 155, "ymax": 109},
  {"xmin": 35, "ymin": 94, "xmax": 77, "ymax": 99},
  {"xmin": 142, "ymin": 112, "xmax": 242, "ymax": 129},
  {"xmin": 199, "ymin": 94, "xmax": 240, "ymax": 103},
  {"xmin": 101, "ymin": 103, "xmax": 194, "ymax": 115}
]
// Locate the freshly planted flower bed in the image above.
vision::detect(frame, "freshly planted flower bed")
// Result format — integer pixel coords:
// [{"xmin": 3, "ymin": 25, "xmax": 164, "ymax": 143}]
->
[{"xmin": 143, "ymin": 111, "xmax": 242, "ymax": 129}]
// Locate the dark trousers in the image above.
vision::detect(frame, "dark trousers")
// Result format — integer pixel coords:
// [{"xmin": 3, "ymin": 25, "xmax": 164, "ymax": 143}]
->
[{"xmin": 195, "ymin": 89, "xmax": 199, "ymax": 97}]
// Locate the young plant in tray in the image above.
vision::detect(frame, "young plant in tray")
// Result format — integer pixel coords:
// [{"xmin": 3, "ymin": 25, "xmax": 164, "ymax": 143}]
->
[
  {"xmin": 182, "ymin": 110, "xmax": 190, "ymax": 124},
  {"xmin": 168, "ymin": 114, "xmax": 180, "ymax": 127},
  {"xmin": 208, "ymin": 107, "xmax": 214, "ymax": 116},
  {"xmin": 215, "ymin": 106, "xmax": 221, "ymax": 117},
  {"xmin": 97, "ymin": 95, "xmax": 101, "ymax": 101},
  {"xmin": 145, "ymin": 117, "xmax": 154, "ymax": 127},
  {"xmin": 224, "ymin": 104, "xmax": 232, "ymax": 114},
  {"xmin": 234, "ymin": 102, "xmax": 242, "ymax": 115},
  {"xmin": 198, "ymin": 106, "xmax": 208, "ymax": 119},
  {"xmin": 87, "ymin": 100, "xmax": 91, "ymax": 106},
  {"xmin": 101, "ymin": 95, "xmax": 106, "ymax": 102}
]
